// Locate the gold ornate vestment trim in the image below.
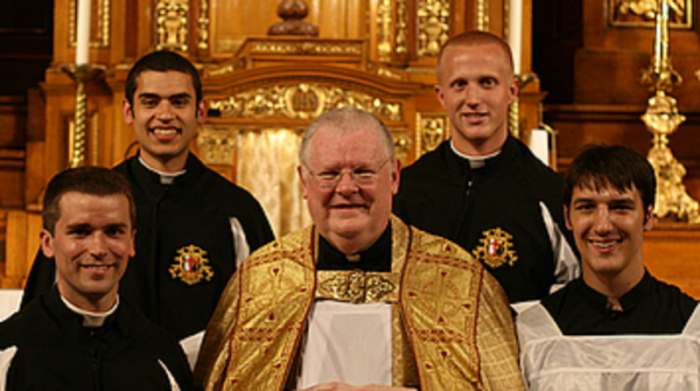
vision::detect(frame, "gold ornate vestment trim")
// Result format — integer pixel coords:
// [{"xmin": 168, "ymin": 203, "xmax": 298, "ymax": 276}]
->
[
  {"xmin": 194, "ymin": 216, "xmax": 522, "ymax": 390},
  {"xmin": 418, "ymin": 0, "xmax": 450, "ymax": 57},
  {"xmin": 69, "ymin": 0, "xmax": 110, "ymax": 48},
  {"xmin": 209, "ymin": 83, "xmax": 402, "ymax": 122},
  {"xmin": 316, "ymin": 270, "xmax": 398, "ymax": 303}
]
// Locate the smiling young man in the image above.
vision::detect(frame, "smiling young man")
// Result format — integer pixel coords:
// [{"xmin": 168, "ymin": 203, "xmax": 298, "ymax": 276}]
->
[
  {"xmin": 21, "ymin": 51, "xmax": 274, "ymax": 364},
  {"xmin": 194, "ymin": 107, "xmax": 524, "ymax": 391},
  {"xmin": 0, "ymin": 167, "xmax": 194, "ymax": 390},
  {"xmin": 394, "ymin": 31, "xmax": 578, "ymax": 307},
  {"xmin": 517, "ymin": 145, "xmax": 700, "ymax": 390}
]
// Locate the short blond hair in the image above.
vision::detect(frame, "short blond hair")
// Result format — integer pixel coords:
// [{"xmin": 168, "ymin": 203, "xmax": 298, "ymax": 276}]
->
[{"xmin": 436, "ymin": 31, "xmax": 515, "ymax": 83}]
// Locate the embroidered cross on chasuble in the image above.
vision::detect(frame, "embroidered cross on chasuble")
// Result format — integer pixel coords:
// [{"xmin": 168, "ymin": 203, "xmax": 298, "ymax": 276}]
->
[{"xmin": 194, "ymin": 215, "xmax": 524, "ymax": 391}]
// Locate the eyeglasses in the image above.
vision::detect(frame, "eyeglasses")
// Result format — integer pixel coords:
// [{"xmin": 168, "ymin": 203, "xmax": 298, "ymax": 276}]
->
[{"xmin": 305, "ymin": 158, "xmax": 392, "ymax": 189}]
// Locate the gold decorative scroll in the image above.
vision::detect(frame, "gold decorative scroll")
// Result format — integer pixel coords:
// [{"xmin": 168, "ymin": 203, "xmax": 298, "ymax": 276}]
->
[
  {"xmin": 156, "ymin": 0, "xmax": 189, "ymax": 52},
  {"xmin": 376, "ymin": 66, "xmax": 403, "ymax": 80},
  {"xmin": 396, "ymin": 0, "xmax": 408, "ymax": 54},
  {"xmin": 391, "ymin": 130, "xmax": 411, "ymax": 166},
  {"xmin": 209, "ymin": 83, "xmax": 403, "ymax": 122},
  {"xmin": 196, "ymin": 127, "xmax": 238, "ymax": 166},
  {"xmin": 197, "ymin": 0, "xmax": 209, "ymax": 50},
  {"xmin": 250, "ymin": 41, "xmax": 362, "ymax": 55},
  {"xmin": 69, "ymin": 0, "xmax": 110, "ymax": 48},
  {"xmin": 377, "ymin": 0, "xmax": 394, "ymax": 62},
  {"xmin": 316, "ymin": 270, "xmax": 399, "ymax": 303},
  {"xmin": 417, "ymin": 0, "xmax": 450, "ymax": 57},
  {"xmin": 415, "ymin": 112, "xmax": 449, "ymax": 158},
  {"xmin": 611, "ymin": 0, "xmax": 691, "ymax": 28},
  {"xmin": 477, "ymin": 0, "xmax": 489, "ymax": 31}
]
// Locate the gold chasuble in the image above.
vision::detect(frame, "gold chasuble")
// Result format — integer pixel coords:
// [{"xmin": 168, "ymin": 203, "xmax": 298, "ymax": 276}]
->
[{"xmin": 195, "ymin": 215, "xmax": 524, "ymax": 390}]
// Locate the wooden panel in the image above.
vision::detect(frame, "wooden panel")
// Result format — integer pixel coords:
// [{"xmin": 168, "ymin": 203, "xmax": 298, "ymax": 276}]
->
[
  {"xmin": 575, "ymin": 0, "xmax": 700, "ymax": 108},
  {"xmin": 0, "ymin": 150, "xmax": 25, "ymax": 208},
  {"xmin": 2, "ymin": 210, "xmax": 42, "ymax": 289},
  {"xmin": 547, "ymin": 103, "xmax": 700, "ymax": 200},
  {"xmin": 0, "ymin": 0, "xmax": 52, "ymax": 96},
  {"xmin": 645, "ymin": 225, "xmax": 700, "ymax": 299},
  {"xmin": 3, "ymin": 211, "xmax": 27, "ymax": 288},
  {"xmin": 0, "ymin": 97, "xmax": 27, "ymax": 148},
  {"xmin": 210, "ymin": 0, "xmax": 362, "ymax": 56}
]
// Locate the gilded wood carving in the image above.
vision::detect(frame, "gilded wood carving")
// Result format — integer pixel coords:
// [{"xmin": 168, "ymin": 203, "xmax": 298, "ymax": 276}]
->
[
  {"xmin": 209, "ymin": 83, "xmax": 402, "ymax": 122},
  {"xmin": 417, "ymin": 0, "xmax": 450, "ymax": 57},
  {"xmin": 156, "ymin": 0, "xmax": 190, "ymax": 51},
  {"xmin": 611, "ymin": 0, "xmax": 691, "ymax": 27}
]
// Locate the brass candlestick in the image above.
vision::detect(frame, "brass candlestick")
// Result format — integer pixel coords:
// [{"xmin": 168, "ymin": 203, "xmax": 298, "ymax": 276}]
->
[
  {"xmin": 62, "ymin": 64, "xmax": 104, "ymax": 168},
  {"xmin": 639, "ymin": 0, "xmax": 699, "ymax": 223},
  {"xmin": 508, "ymin": 73, "xmax": 536, "ymax": 138}
]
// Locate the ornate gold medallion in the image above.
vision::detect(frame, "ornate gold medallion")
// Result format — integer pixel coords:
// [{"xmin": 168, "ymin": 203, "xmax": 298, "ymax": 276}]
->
[
  {"xmin": 471, "ymin": 228, "xmax": 518, "ymax": 269},
  {"xmin": 169, "ymin": 245, "xmax": 214, "ymax": 285}
]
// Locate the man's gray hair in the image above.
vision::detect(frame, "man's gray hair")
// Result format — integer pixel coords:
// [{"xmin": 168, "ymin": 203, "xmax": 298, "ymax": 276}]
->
[{"xmin": 299, "ymin": 107, "xmax": 395, "ymax": 164}]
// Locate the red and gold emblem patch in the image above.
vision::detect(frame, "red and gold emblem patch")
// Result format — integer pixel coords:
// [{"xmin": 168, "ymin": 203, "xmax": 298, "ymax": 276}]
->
[
  {"xmin": 472, "ymin": 228, "xmax": 518, "ymax": 268},
  {"xmin": 169, "ymin": 245, "xmax": 214, "ymax": 285}
]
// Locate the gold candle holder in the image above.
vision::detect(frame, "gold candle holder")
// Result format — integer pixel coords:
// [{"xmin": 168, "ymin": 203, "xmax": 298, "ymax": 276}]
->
[
  {"xmin": 61, "ymin": 64, "xmax": 104, "ymax": 168},
  {"xmin": 639, "ymin": 0, "xmax": 699, "ymax": 223},
  {"xmin": 508, "ymin": 73, "xmax": 537, "ymax": 138}
]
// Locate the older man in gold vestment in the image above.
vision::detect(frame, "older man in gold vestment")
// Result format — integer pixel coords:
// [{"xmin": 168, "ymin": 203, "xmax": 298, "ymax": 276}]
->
[{"xmin": 194, "ymin": 107, "xmax": 524, "ymax": 391}]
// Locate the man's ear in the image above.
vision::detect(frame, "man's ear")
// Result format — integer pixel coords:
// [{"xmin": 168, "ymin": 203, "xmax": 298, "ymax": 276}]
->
[
  {"xmin": 643, "ymin": 205, "xmax": 654, "ymax": 232},
  {"xmin": 508, "ymin": 76, "xmax": 519, "ymax": 105},
  {"xmin": 39, "ymin": 229, "xmax": 55, "ymax": 259},
  {"xmin": 434, "ymin": 84, "xmax": 446, "ymax": 109},
  {"xmin": 564, "ymin": 205, "xmax": 573, "ymax": 231},
  {"xmin": 298, "ymin": 165, "xmax": 309, "ymax": 199},
  {"xmin": 390, "ymin": 158, "xmax": 401, "ymax": 196},
  {"xmin": 122, "ymin": 98, "xmax": 134, "ymax": 125},
  {"xmin": 197, "ymin": 98, "xmax": 209, "ymax": 124},
  {"xmin": 129, "ymin": 229, "xmax": 137, "ymax": 258}
]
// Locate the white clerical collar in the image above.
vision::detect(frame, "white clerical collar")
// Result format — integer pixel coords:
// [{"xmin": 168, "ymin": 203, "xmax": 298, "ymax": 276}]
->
[
  {"xmin": 138, "ymin": 157, "xmax": 187, "ymax": 185},
  {"xmin": 61, "ymin": 295, "xmax": 119, "ymax": 327},
  {"xmin": 450, "ymin": 140, "xmax": 501, "ymax": 169}
]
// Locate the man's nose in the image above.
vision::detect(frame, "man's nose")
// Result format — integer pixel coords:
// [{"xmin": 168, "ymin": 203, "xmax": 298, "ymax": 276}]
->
[
  {"xmin": 156, "ymin": 101, "xmax": 175, "ymax": 120},
  {"xmin": 88, "ymin": 233, "xmax": 108, "ymax": 260},
  {"xmin": 334, "ymin": 171, "xmax": 359, "ymax": 195},
  {"xmin": 465, "ymin": 86, "xmax": 481, "ymax": 106},
  {"xmin": 592, "ymin": 207, "xmax": 613, "ymax": 234}
]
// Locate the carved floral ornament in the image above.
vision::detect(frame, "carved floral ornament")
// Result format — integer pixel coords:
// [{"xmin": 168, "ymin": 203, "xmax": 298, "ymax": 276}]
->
[
  {"xmin": 156, "ymin": 0, "xmax": 190, "ymax": 51},
  {"xmin": 611, "ymin": 0, "xmax": 691, "ymax": 27},
  {"xmin": 418, "ymin": 0, "xmax": 450, "ymax": 56},
  {"xmin": 208, "ymin": 83, "xmax": 403, "ymax": 122}
]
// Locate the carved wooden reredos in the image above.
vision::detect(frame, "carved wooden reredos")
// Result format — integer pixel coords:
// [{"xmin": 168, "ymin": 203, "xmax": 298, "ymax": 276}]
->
[{"xmin": 35, "ymin": 0, "xmax": 541, "ymax": 236}]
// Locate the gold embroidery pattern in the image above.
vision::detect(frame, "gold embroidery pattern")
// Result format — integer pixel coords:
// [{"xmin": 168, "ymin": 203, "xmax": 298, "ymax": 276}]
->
[
  {"xmin": 170, "ymin": 245, "xmax": 214, "ymax": 285},
  {"xmin": 472, "ymin": 228, "xmax": 518, "ymax": 268},
  {"xmin": 225, "ymin": 228, "xmax": 316, "ymax": 390},
  {"xmin": 401, "ymin": 231, "xmax": 482, "ymax": 388},
  {"xmin": 316, "ymin": 270, "xmax": 397, "ymax": 303}
]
